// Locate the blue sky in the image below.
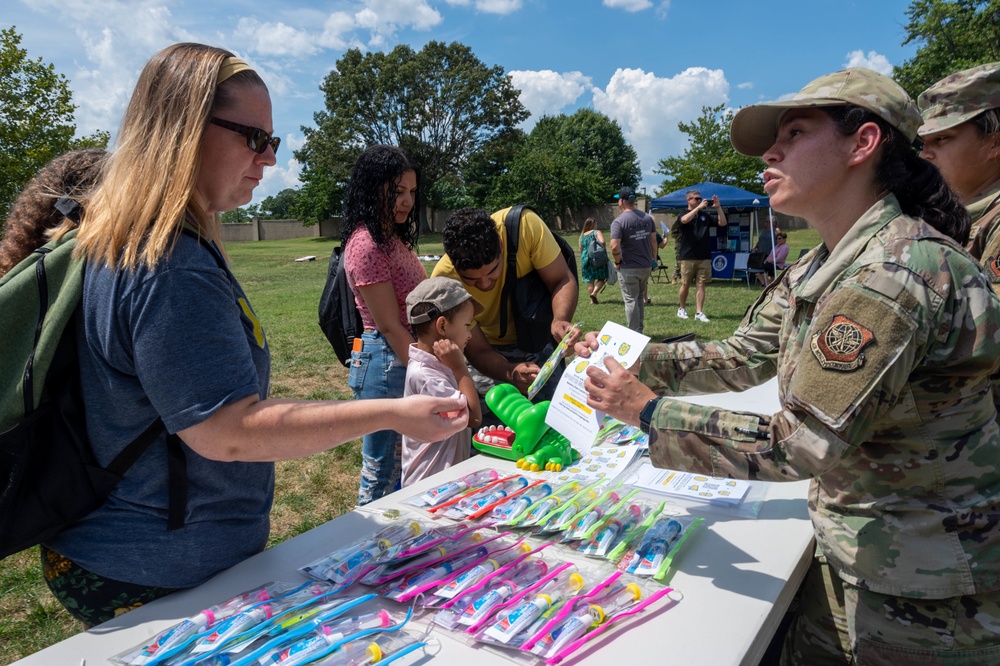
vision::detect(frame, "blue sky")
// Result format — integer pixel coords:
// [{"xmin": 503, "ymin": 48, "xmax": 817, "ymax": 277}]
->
[{"xmin": 6, "ymin": 0, "xmax": 918, "ymax": 202}]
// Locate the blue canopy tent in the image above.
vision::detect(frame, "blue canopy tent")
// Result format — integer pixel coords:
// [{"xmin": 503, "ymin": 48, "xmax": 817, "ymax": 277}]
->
[
  {"xmin": 650, "ymin": 181, "xmax": 774, "ymax": 281},
  {"xmin": 650, "ymin": 181, "xmax": 769, "ymax": 210}
]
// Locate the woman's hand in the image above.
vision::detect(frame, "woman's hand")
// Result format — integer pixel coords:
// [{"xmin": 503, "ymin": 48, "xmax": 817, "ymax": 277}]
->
[
  {"xmin": 583, "ymin": 356, "xmax": 656, "ymax": 426},
  {"xmin": 395, "ymin": 394, "xmax": 469, "ymax": 441}
]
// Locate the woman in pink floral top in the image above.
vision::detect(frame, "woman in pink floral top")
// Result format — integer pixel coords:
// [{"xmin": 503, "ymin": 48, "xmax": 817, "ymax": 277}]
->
[{"xmin": 342, "ymin": 145, "xmax": 428, "ymax": 504}]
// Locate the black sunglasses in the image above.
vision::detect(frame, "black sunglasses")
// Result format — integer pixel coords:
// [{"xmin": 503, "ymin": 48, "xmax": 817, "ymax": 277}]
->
[{"xmin": 210, "ymin": 118, "xmax": 280, "ymax": 155}]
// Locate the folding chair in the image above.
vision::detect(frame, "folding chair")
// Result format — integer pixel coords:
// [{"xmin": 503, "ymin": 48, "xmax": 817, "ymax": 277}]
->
[
  {"xmin": 652, "ymin": 254, "xmax": 671, "ymax": 283},
  {"xmin": 732, "ymin": 252, "xmax": 752, "ymax": 287},
  {"xmin": 747, "ymin": 251, "xmax": 767, "ymax": 286},
  {"xmin": 733, "ymin": 252, "xmax": 766, "ymax": 288}
]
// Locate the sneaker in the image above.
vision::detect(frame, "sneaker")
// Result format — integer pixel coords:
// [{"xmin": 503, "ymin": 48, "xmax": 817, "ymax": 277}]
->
[
  {"xmin": 695, "ymin": 312, "xmax": 710, "ymax": 323},
  {"xmin": 677, "ymin": 307, "xmax": 689, "ymax": 319}
]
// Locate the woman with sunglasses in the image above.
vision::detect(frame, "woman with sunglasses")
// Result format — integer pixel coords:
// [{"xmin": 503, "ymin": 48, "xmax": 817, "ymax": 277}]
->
[
  {"xmin": 42, "ymin": 43, "xmax": 467, "ymax": 627},
  {"xmin": 754, "ymin": 231, "xmax": 788, "ymax": 286},
  {"xmin": 579, "ymin": 68, "xmax": 1000, "ymax": 662},
  {"xmin": 341, "ymin": 145, "xmax": 427, "ymax": 504}
]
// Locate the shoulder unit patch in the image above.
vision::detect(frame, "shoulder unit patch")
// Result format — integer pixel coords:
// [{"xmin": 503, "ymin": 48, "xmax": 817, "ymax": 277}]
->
[{"xmin": 810, "ymin": 314, "xmax": 875, "ymax": 371}]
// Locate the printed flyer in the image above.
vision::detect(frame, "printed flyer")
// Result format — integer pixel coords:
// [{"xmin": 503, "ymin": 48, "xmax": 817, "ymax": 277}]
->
[{"xmin": 544, "ymin": 321, "xmax": 649, "ymax": 448}]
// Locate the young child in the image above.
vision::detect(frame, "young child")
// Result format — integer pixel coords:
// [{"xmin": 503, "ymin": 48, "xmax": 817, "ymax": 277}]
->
[{"xmin": 402, "ymin": 277, "xmax": 484, "ymax": 486}]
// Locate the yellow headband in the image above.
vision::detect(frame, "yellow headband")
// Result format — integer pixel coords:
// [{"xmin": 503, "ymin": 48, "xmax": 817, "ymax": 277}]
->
[{"xmin": 217, "ymin": 57, "xmax": 253, "ymax": 85}]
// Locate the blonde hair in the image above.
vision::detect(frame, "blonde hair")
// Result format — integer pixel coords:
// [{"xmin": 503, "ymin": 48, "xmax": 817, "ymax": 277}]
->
[{"xmin": 76, "ymin": 43, "xmax": 266, "ymax": 269}]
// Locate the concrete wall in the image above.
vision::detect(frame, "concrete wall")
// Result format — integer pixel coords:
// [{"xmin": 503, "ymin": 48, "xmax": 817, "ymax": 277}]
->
[
  {"xmin": 259, "ymin": 219, "xmax": 318, "ymax": 241},
  {"xmin": 222, "ymin": 198, "xmax": 793, "ymax": 242},
  {"xmin": 222, "ymin": 217, "xmax": 344, "ymax": 243},
  {"xmin": 221, "ymin": 222, "xmax": 258, "ymax": 242}
]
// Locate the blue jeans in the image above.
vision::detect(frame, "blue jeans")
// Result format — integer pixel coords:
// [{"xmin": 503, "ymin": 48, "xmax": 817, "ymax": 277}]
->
[{"xmin": 348, "ymin": 331, "xmax": 405, "ymax": 505}]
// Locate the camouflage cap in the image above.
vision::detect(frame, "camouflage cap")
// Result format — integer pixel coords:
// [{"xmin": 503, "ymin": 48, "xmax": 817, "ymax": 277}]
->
[
  {"xmin": 918, "ymin": 62, "xmax": 1000, "ymax": 135},
  {"xmin": 730, "ymin": 68, "xmax": 921, "ymax": 156}
]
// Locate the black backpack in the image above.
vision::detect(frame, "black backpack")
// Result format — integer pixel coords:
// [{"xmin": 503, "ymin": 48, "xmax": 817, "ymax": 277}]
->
[
  {"xmin": 498, "ymin": 205, "xmax": 579, "ymax": 353},
  {"xmin": 0, "ymin": 228, "xmax": 193, "ymax": 560},
  {"xmin": 318, "ymin": 244, "xmax": 364, "ymax": 367}
]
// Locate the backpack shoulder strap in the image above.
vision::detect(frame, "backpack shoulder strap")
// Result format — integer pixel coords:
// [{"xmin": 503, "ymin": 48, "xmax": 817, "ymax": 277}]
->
[{"xmin": 499, "ymin": 205, "xmax": 526, "ymax": 339}]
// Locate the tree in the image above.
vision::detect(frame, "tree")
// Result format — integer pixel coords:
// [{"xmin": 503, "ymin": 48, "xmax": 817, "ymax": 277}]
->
[
  {"xmin": 894, "ymin": 0, "xmax": 1000, "ymax": 98},
  {"xmin": 488, "ymin": 110, "xmax": 640, "ymax": 224},
  {"xmin": 259, "ymin": 188, "xmax": 300, "ymax": 219},
  {"xmin": 654, "ymin": 104, "xmax": 764, "ymax": 196},
  {"xmin": 221, "ymin": 204, "xmax": 260, "ymax": 224},
  {"xmin": 0, "ymin": 27, "xmax": 108, "ymax": 222},
  {"xmin": 462, "ymin": 127, "xmax": 525, "ymax": 207},
  {"xmin": 296, "ymin": 41, "xmax": 529, "ymax": 223}
]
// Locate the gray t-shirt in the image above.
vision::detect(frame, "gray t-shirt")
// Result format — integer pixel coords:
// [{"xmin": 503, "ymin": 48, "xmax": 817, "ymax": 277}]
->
[
  {"xmin": 610, "ymin": 209, "xmax": 655, "ymax": 269},
  {"xmin": 48, "ymin": 233, "xmax": 273, "ymax": 588}
]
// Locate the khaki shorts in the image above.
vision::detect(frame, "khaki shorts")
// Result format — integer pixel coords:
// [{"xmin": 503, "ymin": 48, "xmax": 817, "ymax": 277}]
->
[{"xmin": 680, "ymin": 259, "xmax": 712, "ymax": 286}]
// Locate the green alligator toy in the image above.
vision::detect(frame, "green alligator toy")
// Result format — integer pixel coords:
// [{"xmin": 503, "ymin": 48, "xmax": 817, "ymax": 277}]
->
[{"xmin": 472, "ymin": 384, "xmax": 580, "ymax": 472}]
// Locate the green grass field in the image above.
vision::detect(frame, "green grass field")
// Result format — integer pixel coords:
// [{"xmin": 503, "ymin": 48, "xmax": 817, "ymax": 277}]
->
[{"xmin": 0, "ymin": 226, "xmax": 821, "ymax": 664}]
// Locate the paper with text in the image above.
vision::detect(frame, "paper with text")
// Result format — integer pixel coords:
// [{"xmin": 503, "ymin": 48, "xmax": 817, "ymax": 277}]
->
[{"xmin": 544, "ymin": 321, "xmax": 649, "ymax": 448}]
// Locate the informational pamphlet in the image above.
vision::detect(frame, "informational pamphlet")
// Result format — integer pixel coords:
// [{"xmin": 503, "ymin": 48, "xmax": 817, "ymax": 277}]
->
[
  {"xmin": 544, "ymin": 321, "xmax": 649, "ymax": 448},
  {"xmin": 631, "ymin": 462, "xmax": 750, "ymax": 505},
  {"xmin": 522, "ymin": 445, "xmax": 644, "ymax": 485}
]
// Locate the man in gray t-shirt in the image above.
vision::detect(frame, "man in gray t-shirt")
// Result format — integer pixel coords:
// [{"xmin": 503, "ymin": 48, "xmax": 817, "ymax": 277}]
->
[{"xmin": 610, "ymin": 186, "xmax": 657, "ymax": 332}]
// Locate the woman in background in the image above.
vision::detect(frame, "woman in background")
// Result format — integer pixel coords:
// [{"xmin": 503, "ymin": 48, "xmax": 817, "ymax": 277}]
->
[
  {"xmin": 0, "ymin": 148, "xmax": 106, "ymax": 277},
  {"xmin": 578, "ymin": 217, "xmax": 607, "ymax": 303},
  {"xmin": 918, "ymin": 62, "xmax": 1000, "ymax": 285},
  {"xmin": 755, "ymin": 231, "xmax": 788, "ymax": 286},
  {"xmin": 341, "ymin": 145, "xmax": 428, "ymax": 504}
]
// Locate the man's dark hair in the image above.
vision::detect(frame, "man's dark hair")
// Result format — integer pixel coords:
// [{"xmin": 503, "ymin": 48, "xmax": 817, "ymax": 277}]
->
[
  {"xmin": 441, "ymin": 207, "xmax": 502, "ymax": 271},
  {"xmin": 410, "ymin": 301, "xmax": 467, "ymax": 338}
]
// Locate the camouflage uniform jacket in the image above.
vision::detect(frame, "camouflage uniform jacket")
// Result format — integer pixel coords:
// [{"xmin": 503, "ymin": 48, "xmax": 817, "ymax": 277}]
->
[
  {"xmin": 639, "ymin": 194, "xmax": 1000, "ymax": 598},
  {"xmin": 968, "ymin": 178, "xmax": 1000, "ymax": 293}
]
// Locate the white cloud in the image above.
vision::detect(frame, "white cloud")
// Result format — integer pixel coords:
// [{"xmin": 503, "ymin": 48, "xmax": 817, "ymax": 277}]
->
[
  {"xmin": 737, "ymin": 81, "xmax": 753, "ymax": 90},
  {"xmin": 843, "ymin": 50, "xmax": 893, "ymax": 76},
  {"xmin": 27, "ymin": 1, "xmax": 189, "ymax": 137},
  {"xmin": 602, "ymin": 0, "xmax": 669, "ymax": 15},
  {"xmin": 355, "ymin": 0, "xmax": 443, "ymax": 42},
  {"xmin": 474, "ymin": 0, "xmax": 523, "ymax": 13},
  {"xmin": 254, "ymin": 133, "xmax": 305, "ymax": 202},
  {"xmin": 508, "ymin": 70, "xmax": 592, "ymax": 128},
  {"xmin": 318, "ymin": 12, "xmax": 357, "ymax": 50},
  {"xmin": 441, "ymin": 0, "xmax": 522, "ymax": 11},
  {"xmin": 235, "ymin": 18, "xmax": 319, "ymax": 57},
  {"xmin": 592, "ymin": 67, "xmax": 729, "ymax": 183},
  {"xmin": 602, "ymin": 0, "xmax": 653, "ymax": 11}
]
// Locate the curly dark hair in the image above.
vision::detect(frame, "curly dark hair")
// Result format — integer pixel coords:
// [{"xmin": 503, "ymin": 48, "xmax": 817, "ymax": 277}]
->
[
  {"xmin": 441, "ymin": 207, "xmax": 502, "ymax": 271},
  {"xmin": 826, "ymin": 106, "xmax": 970, "ymax": 245},
  {"xmin": 340, "ymin": 145, "xmax": 420, "ymax": 255},
  {"xmin": 0, "ymin": 148, "xmax": 108, "ymax": 278}
]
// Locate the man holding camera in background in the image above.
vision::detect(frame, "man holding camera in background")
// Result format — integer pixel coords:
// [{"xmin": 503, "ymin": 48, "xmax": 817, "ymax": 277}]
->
[{"xmin": 676, "ymin": 189, "xmax": 727, "ymax": 322}]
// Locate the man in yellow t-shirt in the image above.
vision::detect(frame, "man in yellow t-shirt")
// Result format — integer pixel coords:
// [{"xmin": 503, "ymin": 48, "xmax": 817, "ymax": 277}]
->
[{"xmin": 432, "ymin": 207, "xmax": 578, "ymax": 401}]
